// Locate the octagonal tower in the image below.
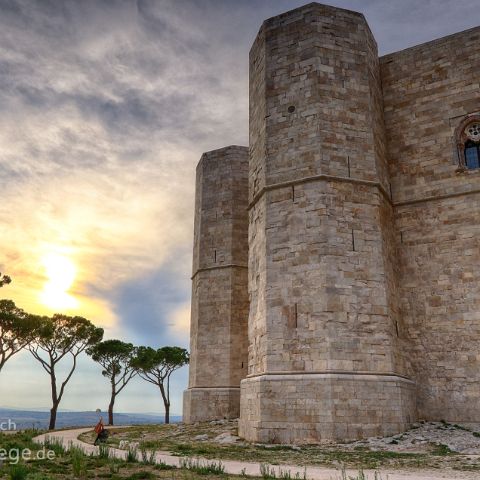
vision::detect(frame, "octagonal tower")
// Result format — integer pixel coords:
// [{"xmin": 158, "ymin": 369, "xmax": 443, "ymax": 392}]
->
[
  {"xmin": 183, "ymin": 146, "xmax": 249, "ymax": 423},
  {"xmin": 239, "ymin": 3, "xmax": 416, "ymax": 443}
]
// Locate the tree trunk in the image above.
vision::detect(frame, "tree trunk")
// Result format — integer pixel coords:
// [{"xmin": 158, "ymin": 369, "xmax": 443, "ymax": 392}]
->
[
  {"xmin": 49, "ymin": 369, "xmax": 58, "ymax": 430},
  {"xmin": 165, "ymin": 403, "xmax": 170, "ymax": 424},
  {"xmin": 49, "ymin": 403, "xmax": 58, "ymax": 430},
  {"xmin": 159, "ymin": 383, "xmax": 170, "ymax": 424},
  {"xmin": 108, "ymin": 395, "xmax": 115, "ymax": 426}
]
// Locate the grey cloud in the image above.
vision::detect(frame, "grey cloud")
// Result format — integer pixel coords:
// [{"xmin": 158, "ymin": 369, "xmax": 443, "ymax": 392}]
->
[{"xmin": 0, "ymin": 0, "xmax": 478, "ymax": 415}]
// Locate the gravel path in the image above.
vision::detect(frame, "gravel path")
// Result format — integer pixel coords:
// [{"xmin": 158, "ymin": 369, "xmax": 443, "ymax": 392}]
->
[{"xmin": 33, "ymin": 428, "xmax": 480, "ymax": 480}]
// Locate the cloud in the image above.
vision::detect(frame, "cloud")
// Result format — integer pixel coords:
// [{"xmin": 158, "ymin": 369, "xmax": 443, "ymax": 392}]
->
[
  {"xmin": 0, "ymin": 0, "xmax": 477, "ymax": 414},
  {"xmin": 168, "ymin": 303, "xmax": 192, "ymax": 343},
  {"xmin": 108, "ymin": 254, "xmax": 191, "ymax": 345}
]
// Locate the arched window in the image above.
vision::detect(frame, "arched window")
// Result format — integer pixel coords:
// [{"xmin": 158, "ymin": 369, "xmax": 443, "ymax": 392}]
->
[
  {"xmin": 465, "ymin": 140, "xmax": 480, "ymax": 170},
  {"xmin": 455, "ymin": 115, "xmax": 480, "ymax": 170}
]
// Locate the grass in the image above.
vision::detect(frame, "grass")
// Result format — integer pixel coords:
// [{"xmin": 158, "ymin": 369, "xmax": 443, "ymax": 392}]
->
[
  {"xmin": 69, "ymin": 445, "xmax": 87, "ymax": 477},
  {"xmin": 77, "ymin": 420, "xmax": 480, "ymax": 472},
  {"xmin": 139, "ymin": 446, "xmax": 156, "ymax": 465},
  {"xmin": 126, "ymin": 445, "xmax": 138, "ymax": 463},
  {"xmin": 179, "ymin": 457, "xmax": 225, "ymax": 475},
  {"xmin": 98, "ymin": 444, "xmax": 111, "ymax": 459},
  {"xmin": 41, "ymin": 437, "xmax": 66, "ymax": 456},
  {"xmin": 7, "ymin": 463, "xmax": 30, "ymax": 480},
  {"xmin": 259, "ymin": 463, "xmax": 307, "ymax": 479},
  {"xmin": 336, "ymin": 468, "xmax": 386, "ymax": 480},
  {"xmin": 0, "ymin": 429, "xmax": 253, "ymax": 479},
  {"xmin": 124, "ymin": 472, "xmax": 156, "ymax": 480},
  {"xmin": 1, "ymin": 421, "xmax": 478, "ymax": 479}
]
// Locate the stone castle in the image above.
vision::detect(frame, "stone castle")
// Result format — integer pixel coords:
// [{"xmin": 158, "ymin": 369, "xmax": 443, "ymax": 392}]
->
[{"xmin": 183, "ymin": 2, "xmax": 480, "ymax": 444}]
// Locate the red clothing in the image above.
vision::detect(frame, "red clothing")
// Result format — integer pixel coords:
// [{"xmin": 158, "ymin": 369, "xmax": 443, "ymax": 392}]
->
[{"xmin": 94, "ymin": 421, "xmax": 104, "ymax": 434}]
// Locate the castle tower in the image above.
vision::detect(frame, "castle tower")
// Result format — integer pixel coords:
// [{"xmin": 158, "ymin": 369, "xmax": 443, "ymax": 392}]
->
[
  {"xmin": 239, "ymin": 3, "xmax": 416, "ymax": 443},
  {"xmin": 183, "ymin": 146, "xmax": 249, "ymax": 423}
]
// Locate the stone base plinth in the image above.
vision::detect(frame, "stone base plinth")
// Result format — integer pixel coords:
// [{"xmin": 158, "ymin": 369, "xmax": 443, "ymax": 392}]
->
[
  {"xmin": 239, "ymin": 373, "xmax": 416, "ymax": 443},
  {"xmin": 183, "ymin": 387, "xmax": 240, "ymax": 423}
]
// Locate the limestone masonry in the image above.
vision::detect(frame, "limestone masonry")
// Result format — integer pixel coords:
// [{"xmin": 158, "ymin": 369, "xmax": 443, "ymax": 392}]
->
[{"xmin": 183, "ymin": 2, "xmax": 480, "ymax": 443}]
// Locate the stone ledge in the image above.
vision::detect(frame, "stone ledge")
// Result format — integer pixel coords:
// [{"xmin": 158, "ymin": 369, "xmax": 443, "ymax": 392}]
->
[{"xmin": 246, "ymin": 371, "xmax": 415, "ymax": 384}]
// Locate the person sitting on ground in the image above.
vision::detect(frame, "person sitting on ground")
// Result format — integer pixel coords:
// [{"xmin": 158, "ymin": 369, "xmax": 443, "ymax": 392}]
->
[{"xmin": 93, "ymin": 417, "xmax": 109, "ymax": 445}]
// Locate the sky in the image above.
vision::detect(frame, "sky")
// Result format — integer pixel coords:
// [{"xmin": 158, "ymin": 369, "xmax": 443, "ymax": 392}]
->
[{"xmin": 0, "ymin": 0, "xmax": 478, "ymax": 418}]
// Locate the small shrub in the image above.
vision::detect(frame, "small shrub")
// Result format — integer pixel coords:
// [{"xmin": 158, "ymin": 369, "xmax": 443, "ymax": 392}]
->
[
  {"xmin": 140, "ymin": 445, "xmax": 156, "ymax": 465},
  {"xmin": 293, "ymin": 468, "xmax": 307, "ymax": 480},
  {"xmin": 432, "ymin": 443, "xmax": 454, "ymax": 456},
  {"xmin": 259, "ymin": 464, "xmax": 304, "ymax": 480},
  {"xmin": 70, "ymin": 445, "xmax": 87, "ymax": 478},
  {"xmin": 125, "ymin": 472, "xmax": 156, "ymax": 480},
  {"xmin": 42, "ymin": 437, "xmax": 65, "ymax": 456},
  {"xmin": 154, "ymin": 460, "xmax": 175, "ymax": 471},
  {"xmin": 98, "ymin": 444, "xmax": 111, "ymax": 459},
  {"xmin": 25, "ymin": 474, "xmax": 54, "ymax": 480},
  {"xmin": 108, "ymin": 456, "xmax": 123, "ymax": 474},
  {"xmin": 126, "ymin": 445, "xmax": 138, "ymax": 463},
  {"xmin": 179, "ymin": 457, "xmax": 225, "ymax": 475},
  {"xmin": 337, "ymin": 467, "xmax": 385, "ymax": 480},
  {"xmin": 8, "ymin": 463, "xmax": 30, "ymax": 480},
  {"xmin": 473, "ymin": 432, "xmax": 480, "ymax": 438},
  {"xmin": 260, "ymin": 463, "xmax": 276, "ymax": 479}
]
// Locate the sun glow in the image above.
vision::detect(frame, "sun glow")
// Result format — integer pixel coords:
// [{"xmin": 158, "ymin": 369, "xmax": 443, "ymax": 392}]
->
[{"xmin": 40, "ymin": 253, "xmax": 79, "ymax": 311}]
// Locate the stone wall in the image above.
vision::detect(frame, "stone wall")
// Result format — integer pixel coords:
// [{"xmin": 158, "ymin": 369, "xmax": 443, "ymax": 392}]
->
[
  {"xmin": 185, "ymin": 3, "xmax": 480, "ymax": 441},
  {"xmin": 381, "ymin": 26, "xmax": 480, "ymax": 421},
  {"xmin": 183, "ymin": 146, "xmax": 249, "ymax": 423},
  {"xmin": 239, "ymin": 3, "xmax": 415, "ymax": 444},
  {"xmin": 240, "ymin": 373, "xmax": 415, "ymax": 443}
]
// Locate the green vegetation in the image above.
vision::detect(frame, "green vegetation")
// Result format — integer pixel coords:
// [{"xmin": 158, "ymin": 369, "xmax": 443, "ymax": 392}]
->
[
  {"xmin": 86, "ymin": 340, "xmax": 138, "ymax": 426},
  {"xmin": 130, "ymin": 346, "xmax": 189, "ymax": 424},
  {"xmin": 8, "ymin": 463, "xmax": 30, "ymax": 480},
  {"xmin": 0, "ymin": 273, "xmax": 11, "ymax": 288},
  {"xmin": 28, "ymin": 314, "xmax": 104, "ymax": 430},
  {"xmin": 3, "ymin": 422, "xmax": 480, "ymax": 479},
  {"xmin": 0, "ymin": 285, "xmax": 188, "ymax": 431},
  {"xmin": 0, "ymin": 299, "xmax": 42, "ymax": 372},
  {"xmin": 337, "ymin": 468, "xmax": 385, "ymax": 480},
  {"xmin": 259, "ymin": 464, "xmax": 306, "ymax": 480},
  {"xmin": 70, "ymin": 445, "xmax": 88, "ymax": 477},
  {"xmin": 0, "ymin": 429, "xmax": 254, "ymax": 479},
  {"xmin": 78, "ymin": 421, "xmax": 480, "ymax": 472},
  {"xmin": 98, "ymin": 444, "xmax": 111, "ymax": 460},
  {"xmin": 41, "ymin": 437, "xmax": 66, "ymax": 456},
  {"xmin": 431, "ymin": 443, "xmax": 455, "ymax": 456},
  {"xmin": 179, "ymin": 457, "xmax": 225, "ymax": 475},
  {"xmin": 139, "ymin": 446, "xmax": 156, "ymax": 465},
  {"xmin": 126, "ymin": 445, "xmax": 138, "ymax": 463}
]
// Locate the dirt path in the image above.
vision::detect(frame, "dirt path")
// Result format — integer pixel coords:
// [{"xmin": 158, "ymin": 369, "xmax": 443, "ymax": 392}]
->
[{"xmin": 33, "ymin": 428, "xmax": 480, "ymax": 480}]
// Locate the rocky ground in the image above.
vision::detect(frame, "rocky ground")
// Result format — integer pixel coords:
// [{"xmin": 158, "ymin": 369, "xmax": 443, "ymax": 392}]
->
[
  {"xmin": 346, "ymin": 421, "xmax": 480, "ymax": 455},
  {"xmin": 78, "ymin": 419, "xmax": 480, "ymax": 471},
  {"xmin": 144, "ymin": 419, "xmax": 480, "ymax": 455}
]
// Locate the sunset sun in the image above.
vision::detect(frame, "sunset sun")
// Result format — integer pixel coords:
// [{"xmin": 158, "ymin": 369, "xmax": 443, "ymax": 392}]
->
[{"xmin": 40, "ymin": 253, "xmax": 79, "ymax": 311}]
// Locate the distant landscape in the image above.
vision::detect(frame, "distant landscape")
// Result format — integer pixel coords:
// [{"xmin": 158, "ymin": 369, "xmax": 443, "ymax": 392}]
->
[{"xmin": 0, "ymin": 408, "xmax": 181, "ymax": 430}]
